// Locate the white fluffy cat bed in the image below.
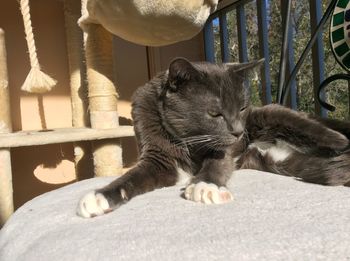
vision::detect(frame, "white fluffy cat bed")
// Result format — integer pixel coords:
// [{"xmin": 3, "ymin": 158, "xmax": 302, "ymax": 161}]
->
[
  {"xmin": 0, "ymin": 170, "xmax": 349, "ymax": 260},
  {"xmin": 79, "ymin": 0, "xmax": 218, "ymax": 46}
]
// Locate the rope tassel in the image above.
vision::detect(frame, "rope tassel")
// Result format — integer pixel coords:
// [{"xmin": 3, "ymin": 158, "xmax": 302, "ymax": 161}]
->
[{"xmin": 20, "ymin": 0, "xmax": 57, "ymax": 93}]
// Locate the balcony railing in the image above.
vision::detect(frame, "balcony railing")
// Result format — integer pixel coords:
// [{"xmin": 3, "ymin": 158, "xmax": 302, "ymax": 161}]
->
[{"xmin": 204, "ymin": 0, "xmax": 348, "ymax": 118}]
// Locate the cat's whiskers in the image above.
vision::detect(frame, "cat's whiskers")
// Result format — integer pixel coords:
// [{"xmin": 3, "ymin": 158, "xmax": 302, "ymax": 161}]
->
[
  {"xmin": 186, "ymin": 138, "xmax": 217, "ymax": 146},
  {"xmin": 190, "ymin": 136, "xmax": 225, "ymax": 152},
  {"xmin": 172, "ymin": 134, "xmax": 239, "ymax": 153},
  {"xmin": 180, "ymin": 135, "xmax": 216, "ymax": 144},
  {"xmin": 205, "ymin": 140, "xmax": 221, "ymax": 151},
  {"xmin": 177, "ymin": 135, "xmax": 215, "ymax": 152}
]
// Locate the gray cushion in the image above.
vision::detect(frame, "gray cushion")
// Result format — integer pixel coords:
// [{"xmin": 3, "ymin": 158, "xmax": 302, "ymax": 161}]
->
[{"xmin": 0, "ymin": 170, "xmax": 349, "ymax": 260}]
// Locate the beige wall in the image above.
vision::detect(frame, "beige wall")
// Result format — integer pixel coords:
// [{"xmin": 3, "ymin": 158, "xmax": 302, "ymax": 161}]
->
[{"xmin": 0, "ymin": 0, "xmax": 205, "ymax": 209}]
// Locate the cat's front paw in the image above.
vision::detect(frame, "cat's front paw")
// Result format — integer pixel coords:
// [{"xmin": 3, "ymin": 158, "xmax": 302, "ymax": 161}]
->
[
  {"xmin": 77, "ymin": 191, "xmax": 112, "ymax": 218},
  {"xmin": 184, "ymin": 182, "xmax": 233, "ymax": 204}
]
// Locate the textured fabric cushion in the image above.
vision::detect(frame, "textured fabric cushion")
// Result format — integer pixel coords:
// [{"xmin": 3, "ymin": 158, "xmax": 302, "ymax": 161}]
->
[
  {"xmin": 79, "ymin": 0, "xmax": 218, "ymax": 46},
  {"xmin": 0, "ymin": 170, "xmax": 349, "ymax": 260}
]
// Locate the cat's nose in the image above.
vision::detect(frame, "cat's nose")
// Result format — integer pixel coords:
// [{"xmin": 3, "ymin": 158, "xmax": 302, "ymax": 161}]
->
[
  {"xmin": 230, "ymin": 130, "xmax": 243, "ymax": 138},
  {"xmin": 229, "ymin": 121, "xmax": 244, "ymax": 138}
]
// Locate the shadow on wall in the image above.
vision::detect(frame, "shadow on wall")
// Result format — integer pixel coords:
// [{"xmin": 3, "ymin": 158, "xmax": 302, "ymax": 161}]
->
[{"xmin": 11, "ymin": 143, "xmax": 88, "ymax": 209}]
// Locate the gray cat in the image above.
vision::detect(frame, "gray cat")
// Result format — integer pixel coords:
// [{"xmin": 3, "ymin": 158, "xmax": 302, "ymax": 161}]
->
[{"xmin": 77, "ymin": 58, "xmax": 350, "ymax": 218}]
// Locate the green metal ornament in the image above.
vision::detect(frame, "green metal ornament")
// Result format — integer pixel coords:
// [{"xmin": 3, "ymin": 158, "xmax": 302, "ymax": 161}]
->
[{"xmin": 330, "ymin": 0, "xmax": 350, "ymax": 71}]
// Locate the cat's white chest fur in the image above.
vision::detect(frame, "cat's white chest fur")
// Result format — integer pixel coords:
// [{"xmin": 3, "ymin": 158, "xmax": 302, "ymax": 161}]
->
[
  {"xmin": 249, "ymin": 140, "xmax": 294, "ymax": 162},
  {"xmin": 176, "ymin": 167, "xmax": 193, "ymax": 185}
]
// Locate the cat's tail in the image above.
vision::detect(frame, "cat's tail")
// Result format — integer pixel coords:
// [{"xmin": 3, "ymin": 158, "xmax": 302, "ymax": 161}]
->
[{"xmin": 272, "ymin": 152, "xmax": 350, "ymax": 186}]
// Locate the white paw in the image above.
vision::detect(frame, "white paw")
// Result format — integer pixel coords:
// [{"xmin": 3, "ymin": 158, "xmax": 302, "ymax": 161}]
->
[
  {"xmin": 184, "ymin": 182, "xmax": 233, "ymax": 204},
  {"xmin": 77, "ymin": 191, "xmax": 111, "ymax": 218}
]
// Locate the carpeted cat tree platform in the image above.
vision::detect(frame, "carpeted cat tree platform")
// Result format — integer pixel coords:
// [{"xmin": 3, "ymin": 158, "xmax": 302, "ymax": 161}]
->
[{"xmin": 0, "ymin": 170, "xmax": 349, "ymax": 260}]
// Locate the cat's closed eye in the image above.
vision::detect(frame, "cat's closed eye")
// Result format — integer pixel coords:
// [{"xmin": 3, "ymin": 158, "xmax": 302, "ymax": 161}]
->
[
  {"xmin": 207, "ymin": 110, "xmax": 223, "ymax": 118},
  {"xmin": 240, "ymin": 106, "xmax": 248, "ymax": 112}
]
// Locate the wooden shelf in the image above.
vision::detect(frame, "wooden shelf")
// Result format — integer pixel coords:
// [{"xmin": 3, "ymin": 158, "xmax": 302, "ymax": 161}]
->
[{"xmin": 0, "ymin": 126, "xmax": 135, "ymax": 148}]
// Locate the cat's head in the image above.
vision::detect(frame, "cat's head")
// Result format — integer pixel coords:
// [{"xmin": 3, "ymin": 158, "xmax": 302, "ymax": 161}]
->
[{"xmin": 161, "ymin": 57, "xmax": 263, "ymax": 149}]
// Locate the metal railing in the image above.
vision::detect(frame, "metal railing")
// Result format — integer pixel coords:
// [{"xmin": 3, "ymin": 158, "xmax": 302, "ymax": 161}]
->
[
  {"xmin": 204, "ymin": 0, "xmax": 278, "ymax": 107},
  {"xmin": 204, "ymin": 0, "xmax": 344, "ymax": 117}
]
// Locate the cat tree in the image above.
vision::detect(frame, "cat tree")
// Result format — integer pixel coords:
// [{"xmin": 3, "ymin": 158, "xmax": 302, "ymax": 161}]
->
[
  {"xmin": 0, "ymin": 0, "xmax": 218, "ymax": 225},
  {"xmin": 0, "ymin": 29, "xmax": 13, "ymax": 225},
  {"xmin": 63, "ymin": 0, "xmax": 93, "ymax": 180}
]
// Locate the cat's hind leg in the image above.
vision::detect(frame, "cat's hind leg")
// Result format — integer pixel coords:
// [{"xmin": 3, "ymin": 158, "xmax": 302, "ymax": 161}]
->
[
  {"xmin": 275, "ymin": 152, "xmax": 350, "ymax": 186},
  {"xmin": 239, "ymin": 146, "xmax": 350, "ymax": 186},
  {"xmin": 247, "ymin": 104, "xmax": 349, "ymax": 152}
]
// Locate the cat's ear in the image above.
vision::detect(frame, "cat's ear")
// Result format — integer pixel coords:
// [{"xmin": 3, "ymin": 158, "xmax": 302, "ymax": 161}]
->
[
  {"xmin": 226, "ymin": 59, "xmax": 265, "ymax": 79},
  {"xmin": 167, "ymin": 58, "xmax": 199, "ymax": 91}
]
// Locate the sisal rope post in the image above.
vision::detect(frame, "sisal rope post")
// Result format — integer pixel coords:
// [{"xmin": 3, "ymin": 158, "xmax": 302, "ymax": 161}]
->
[
  {"xmin": 63, "ymin": 0, "xmax": 93, "ymax": 180},
  {"xmin": 82, "ymin": 1, "xmax": 123, "ymax": 177},
  {"xmin": 19, "ymin": 0, "xmax": 57, "ymax": 93},
  {"xmin": 0, "ymin": 29, "xmax": 14, "ymax": 227}
]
